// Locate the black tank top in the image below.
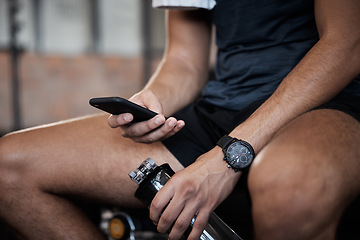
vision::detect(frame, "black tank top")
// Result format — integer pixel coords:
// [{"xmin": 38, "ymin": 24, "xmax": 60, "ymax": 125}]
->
[{"xmin": 201, "ymin": 0, "xmax": 360, "ymax": 110}]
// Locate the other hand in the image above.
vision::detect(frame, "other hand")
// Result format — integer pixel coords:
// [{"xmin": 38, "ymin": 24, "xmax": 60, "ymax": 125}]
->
[{"xmin": 149, "ymin": 147, "xmax": 241, "ymax": 239}]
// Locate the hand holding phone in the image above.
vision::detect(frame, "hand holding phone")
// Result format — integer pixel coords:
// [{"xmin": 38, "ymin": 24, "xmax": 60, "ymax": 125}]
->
[
  {"xmin": 90, "ymin": 95, "xmax": 185, "ymax": 143},
  {"xmin": 89, "ymin": 97, "xmax": 159, "ymax": 122}
]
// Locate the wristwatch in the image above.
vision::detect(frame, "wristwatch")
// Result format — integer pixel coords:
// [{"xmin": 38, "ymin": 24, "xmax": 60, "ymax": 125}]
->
[{"xmin": 216, "ymin": 135, "xmax": 255, "ymax": 172}]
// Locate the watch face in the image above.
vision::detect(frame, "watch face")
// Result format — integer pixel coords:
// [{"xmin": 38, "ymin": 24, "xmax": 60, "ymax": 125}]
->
[{"xmin": 226, "ymin": 141, "xmax": 254, "ymax": 169}]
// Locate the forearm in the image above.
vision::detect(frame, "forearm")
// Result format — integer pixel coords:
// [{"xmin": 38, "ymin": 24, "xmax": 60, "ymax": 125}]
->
[
  {"xmin": 230, "ymin": 35, "xmax": 360, "ymax": 153},
  {"xmin": 142, "ymin": 10, "xmax": 211, "ymax": 116},
  {"xmin": 143, "ymin": 55, "xmax": 209, "ymax": 116}
]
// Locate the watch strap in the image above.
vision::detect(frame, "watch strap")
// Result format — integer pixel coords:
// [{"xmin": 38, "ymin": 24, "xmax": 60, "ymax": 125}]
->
[{"xmin": 216, "ymin": 135, "xmax": 235, "ymax": 150}]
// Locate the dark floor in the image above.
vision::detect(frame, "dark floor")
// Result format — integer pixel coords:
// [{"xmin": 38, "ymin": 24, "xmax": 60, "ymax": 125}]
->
[
  {"xmin": 0, "ymin": 197, "xmax": 360, "ymax": 240},
  {"xmin": 336, "ymin": 197, "xmax": 360, "ymax": 239}
]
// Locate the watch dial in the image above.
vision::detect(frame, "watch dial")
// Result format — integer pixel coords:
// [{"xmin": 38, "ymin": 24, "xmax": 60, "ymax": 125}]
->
[{"xmin": 226, "ymin": 141, "xmax": 253, "ymax": 169}]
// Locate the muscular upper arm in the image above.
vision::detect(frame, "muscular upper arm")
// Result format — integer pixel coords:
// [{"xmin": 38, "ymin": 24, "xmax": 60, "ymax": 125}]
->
[{"xmin": 165, "ymin": 10, "xmax": 212, "ymax": 80}]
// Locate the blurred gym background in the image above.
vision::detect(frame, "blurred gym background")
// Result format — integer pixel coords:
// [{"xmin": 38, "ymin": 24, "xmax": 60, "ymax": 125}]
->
[{"xmin": 0, "ymin": 0, "xmax": 165, "ymax": 135}]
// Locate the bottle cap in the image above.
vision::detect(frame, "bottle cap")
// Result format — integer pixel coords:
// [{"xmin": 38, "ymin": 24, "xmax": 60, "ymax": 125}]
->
[{"xmin": 129, "ymin": 158, "xmax": 158, "ymax": 185}]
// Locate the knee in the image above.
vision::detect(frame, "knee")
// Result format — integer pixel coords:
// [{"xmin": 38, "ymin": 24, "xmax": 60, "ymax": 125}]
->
[{"xmin": 248, "ymin": 145, "xmax": 336, "ymax": 239}]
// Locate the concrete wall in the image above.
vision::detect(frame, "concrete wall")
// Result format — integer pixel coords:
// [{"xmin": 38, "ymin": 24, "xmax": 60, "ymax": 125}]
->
[
  {"xmin": 0, "ymin": 0, "xmax": 150, "ymax": 55},
  {"xmin": 100, "ymin": 0, "xmax": 142, "ymax": 55},
  {"xmin": 41, "ymin": 0, "xmax": 92, "ymax": 54}
]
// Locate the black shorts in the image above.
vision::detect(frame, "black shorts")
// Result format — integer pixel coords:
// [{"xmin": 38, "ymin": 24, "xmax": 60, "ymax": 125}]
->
[
  {"xmin": 162, "ymin": 92, "xmax": 360, "ymax": 238},
  {"xmin": 161, "ymin": 92, "xmax": 360, "ymax": 239},
  {"xmin": 162, "ymin": 92, "xmax": 360, "ymax": 168}
]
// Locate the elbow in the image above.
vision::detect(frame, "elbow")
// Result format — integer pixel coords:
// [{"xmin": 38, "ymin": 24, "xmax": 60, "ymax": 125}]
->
[{"xmin": 322, "ymin": 32, "xmax": 360, "ymax": 76}]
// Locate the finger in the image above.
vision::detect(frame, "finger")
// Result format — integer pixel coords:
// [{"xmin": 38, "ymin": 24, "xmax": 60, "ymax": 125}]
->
[
  {"xmin": 167, "ymin": 203, "xmax": 199, "ymax": 240},
  {"xmin": 156, "ymin": 172, "xmax": 202, "ymax": 235},
  {"xmin": 187, "ymin": 210, "xmax": 211, "ymax": 240},
  {"xmin": 156, "ymin": 197, "xmax": 185, "ymax": 234},
  {"xmin": 160, "ymin": 120, "xmax": 185, "ymax": 140},
  {"xmin": 130, "ymin": 117, "xmax": 182, "ymax": 143},
  {"xmin": 108, "ymin": 113, "xmax": 133, "ymax": 128},
  {"xmin": 122, "ymin": 115, "xmax": 166, "ymax": 138},
  {"xmin": 133, "ymin": 117, "xmax": 177, "ymax": 141},
  {"xmin": 149, "ymin": 183, "xmax": 175, "ymax": 225}
]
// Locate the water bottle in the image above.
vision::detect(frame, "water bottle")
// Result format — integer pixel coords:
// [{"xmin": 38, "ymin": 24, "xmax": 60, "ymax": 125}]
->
[{"xmin": 129, "ymin": 158, "xmax": 243, "ymax": 240}]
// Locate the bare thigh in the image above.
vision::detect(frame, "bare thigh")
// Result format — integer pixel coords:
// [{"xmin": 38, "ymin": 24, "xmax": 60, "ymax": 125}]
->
[
  {"xmin": 248, "ymin": 109, "xmax": 360, "ymax": 238},
  {"xmin": 1, "ymin": 114, "xmax": 184, "ymax": 207}
]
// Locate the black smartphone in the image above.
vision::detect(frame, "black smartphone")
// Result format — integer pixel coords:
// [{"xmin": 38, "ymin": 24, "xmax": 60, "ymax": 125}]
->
[{"xmin": 89, "ymin": 97, "xmax": 158, "ymax": 122}]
